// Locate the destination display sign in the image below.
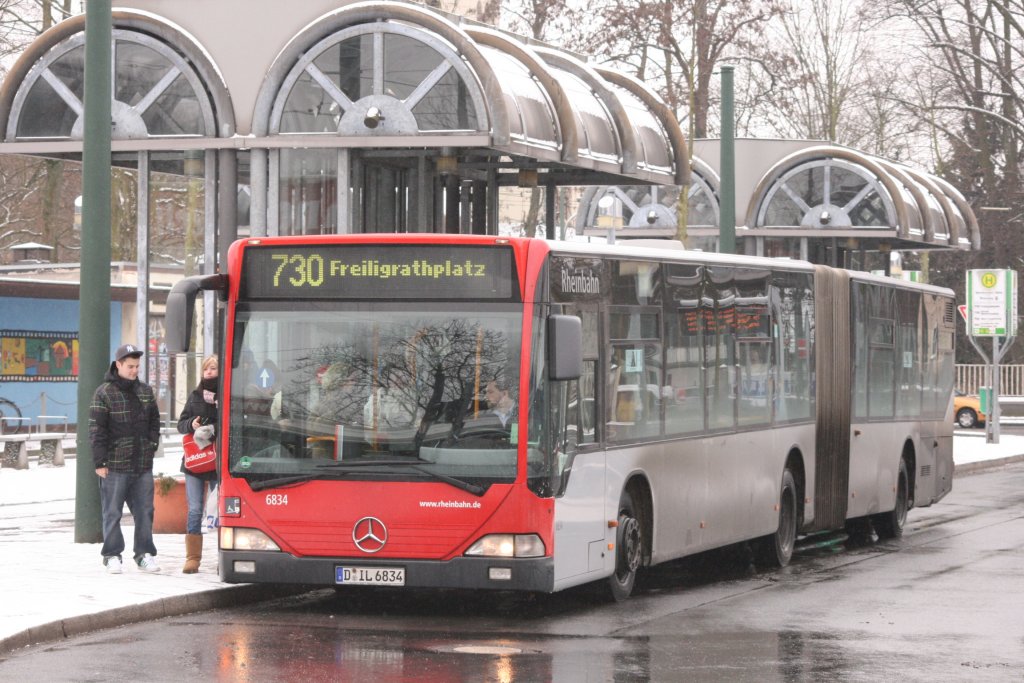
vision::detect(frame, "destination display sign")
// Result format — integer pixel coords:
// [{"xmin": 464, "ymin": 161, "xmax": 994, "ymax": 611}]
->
[{"xmin": 241, "ymin": 244, "xmax": 517, "ymax": 300}]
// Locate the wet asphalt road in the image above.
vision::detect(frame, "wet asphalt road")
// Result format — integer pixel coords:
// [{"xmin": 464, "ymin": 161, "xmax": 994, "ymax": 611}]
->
[{"xmin": 2, "ymin": 462, "xmax": 1022, "ymax": 682}]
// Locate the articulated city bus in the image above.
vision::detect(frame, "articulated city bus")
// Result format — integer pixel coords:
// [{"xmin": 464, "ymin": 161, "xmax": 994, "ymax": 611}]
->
[{"xmin": 166, "ymin": 234, "xmax": 955, "ymax": 599}]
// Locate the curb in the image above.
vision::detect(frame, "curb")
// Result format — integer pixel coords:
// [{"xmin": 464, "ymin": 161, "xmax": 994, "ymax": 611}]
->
[
  {"xmin": 0, "ymin": 583, "xmax": 310, "ymax": 656},
  {"xmin": 954, "ymin": 453, "xmax": 1024, "ymax": 474}
]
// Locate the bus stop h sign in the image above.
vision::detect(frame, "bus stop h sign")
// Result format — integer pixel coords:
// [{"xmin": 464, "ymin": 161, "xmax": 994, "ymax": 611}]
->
[{"xmin": 967, "ymin": 269, "xmax": 1018, "ymax": 337}]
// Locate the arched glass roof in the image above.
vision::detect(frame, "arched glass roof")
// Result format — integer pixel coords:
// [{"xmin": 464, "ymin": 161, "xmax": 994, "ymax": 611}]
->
[
  {"xmin": 747, "ymin": 145, "xmax": 978, "ymax": 250},
  {"xmin": 253, "ymin": 1, "xmax": 684, "ymax": 185},
  {"xmin": 574, "ymin": 160, "xmax": 716, "ymax": 239},
  {"xmin": 5, "ymin": 26, "xmax": 216, "ymax": 141},
  {"xmin": 271, "ymin": 22, "xmax": 488, "ymax": 137},
  {"xmin": 756, "ymin": 157, "xmax": 897, "ymax": 229}
]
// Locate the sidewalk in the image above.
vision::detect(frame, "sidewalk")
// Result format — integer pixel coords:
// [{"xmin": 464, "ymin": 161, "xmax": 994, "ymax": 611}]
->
[{"xmin": 2, "ymin": 431, "xmax": 1023, "ymax": 656}]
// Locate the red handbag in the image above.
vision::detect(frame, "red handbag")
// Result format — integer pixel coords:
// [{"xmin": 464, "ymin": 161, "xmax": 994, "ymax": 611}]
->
[{"xmin": 182, "ymin": 433, "xmax": 217, "ymax": 474}]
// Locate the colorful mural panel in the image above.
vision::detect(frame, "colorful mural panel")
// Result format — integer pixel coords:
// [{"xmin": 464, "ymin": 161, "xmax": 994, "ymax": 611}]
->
[{"xmin": 1, "ymin": 331, "xmax": 79, "ymax": 381}]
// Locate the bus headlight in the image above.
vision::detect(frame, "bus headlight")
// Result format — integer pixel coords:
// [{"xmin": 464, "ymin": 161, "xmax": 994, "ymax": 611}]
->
[
  {"xmin": 220, "ymin": 527, "xmax": 280, "ymax": 551},
  {"xmin": 465, "ymin": 534, "xmax": 545, "ymax": 558}
]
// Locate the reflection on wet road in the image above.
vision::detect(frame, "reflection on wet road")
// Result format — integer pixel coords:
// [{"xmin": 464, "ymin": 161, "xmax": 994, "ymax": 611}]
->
[{"xmin": 2, "ymin": 465, "xmax": 1022, "ymax": 681}]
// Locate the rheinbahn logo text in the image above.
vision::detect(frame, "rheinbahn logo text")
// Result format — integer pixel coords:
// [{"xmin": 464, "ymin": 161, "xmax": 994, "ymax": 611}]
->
[{"xmin": 561, "ymin": 269, "xmax": 600, "ymax": 295}]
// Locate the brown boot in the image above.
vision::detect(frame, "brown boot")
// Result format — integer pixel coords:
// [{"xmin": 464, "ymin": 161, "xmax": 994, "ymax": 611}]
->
[{"xmin": 182, "ymin": 533, "xmax": 203, "ymax": 574}]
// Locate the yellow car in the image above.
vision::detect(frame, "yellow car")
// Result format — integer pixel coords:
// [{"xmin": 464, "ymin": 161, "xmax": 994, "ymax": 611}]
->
[{"xmin": 954, "ymin": 391, "xmax": 985, "ymax": 429}]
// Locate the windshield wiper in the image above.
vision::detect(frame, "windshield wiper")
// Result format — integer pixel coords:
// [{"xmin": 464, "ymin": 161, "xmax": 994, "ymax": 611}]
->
[
  {"xmin": 248, "ymin": 474, "xmax": 319, "ymax": 491},
  {"xmin": 316, "ymin": 459, "xmax": 486, "ymax": 496}
]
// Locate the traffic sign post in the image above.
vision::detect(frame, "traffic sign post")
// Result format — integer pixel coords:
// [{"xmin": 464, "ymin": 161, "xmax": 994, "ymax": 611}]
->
[{"xmin": 965, "ymin": 269, "xmax": 1019, "ymax": 444}]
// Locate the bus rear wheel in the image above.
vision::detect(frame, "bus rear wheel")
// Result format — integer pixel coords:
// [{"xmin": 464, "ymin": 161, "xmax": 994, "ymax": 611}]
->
[
  {"xmin": 872, "ymin": 458, "xmax": 909, "ymax": 539},
  {"xmin": 607, "ymin": 491, "xmax": 642, "ymax": 602},
  {"xmin": 754, "ymin": 468, "xmax": 798, "ymax": 569}
]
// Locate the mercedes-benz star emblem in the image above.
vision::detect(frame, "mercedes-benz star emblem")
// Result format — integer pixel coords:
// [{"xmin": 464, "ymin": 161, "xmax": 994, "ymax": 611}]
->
[{"xmin": 352, "ymin": 516, "xmax": 388, "ymax": 553}]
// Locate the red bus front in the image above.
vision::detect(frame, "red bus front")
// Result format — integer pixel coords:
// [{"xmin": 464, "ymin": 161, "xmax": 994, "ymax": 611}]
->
[{"xmin": 213, "ymin": 235, "xmax": 561, "ymax": 591}]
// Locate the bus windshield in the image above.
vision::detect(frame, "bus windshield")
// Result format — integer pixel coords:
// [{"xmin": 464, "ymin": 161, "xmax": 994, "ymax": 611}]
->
[{"xmin": 227, "ymin": 304, "xmax": 524, "ymax": 490}]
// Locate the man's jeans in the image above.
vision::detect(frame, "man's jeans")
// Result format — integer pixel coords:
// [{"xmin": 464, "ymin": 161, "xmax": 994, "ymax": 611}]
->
[
  {"xmin": 99, "ymin": 470, "xmax": 157, "ymax": 562},
  {"xmin": 185, "ymin": 472, "xmax": 213, "ymax": 535}
]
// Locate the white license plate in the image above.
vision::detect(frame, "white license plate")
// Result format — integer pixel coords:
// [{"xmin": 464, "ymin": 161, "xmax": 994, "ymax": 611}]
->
[{"xmin": 336, "ymin": 566, "xmax": 406, "ymax": 586}]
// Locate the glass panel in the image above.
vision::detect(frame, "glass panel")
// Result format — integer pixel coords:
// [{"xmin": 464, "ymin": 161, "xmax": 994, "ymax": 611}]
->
[
  {"xmin": 895, "ymin": 290, "xmax": 921, "ymax": 418},
  {"xmin": 141, "ymin": 73, "xmax": 204, "ymax": 136},
  {"xmin": 280, "ymin": 71, "xmax": 342, "ymax": 133},
  {"xmin": 321, "ymin": 36, "xmax": 373, "ymax": 103},
  {"xmin": 607, "ymin": 343, "xmax": 661, "ymax": 442},
  {"xmin": 557, "ymin": 72, "xmax": 616, "ymax": 157},
  {"xmin": 611, "ymin": 260, "xmax": 661, "ymax": 306},
  {"xmin": 852, "ymin": 283, "xmax": 869, "ymax": 418},
  {"xmin": 278, "ymin": 149, "xmax": 338, "ymax": 235},
  {"xmin": 148, "ymin": 152, "xmax": 207, "ymax": 270},
  {"xmin": 736, "ymin": 269, "xmax": 771, "ymax": 427},
  {"xmin": 829, "ymin": 167, "xmax": 868, "ymax": 210},
  {"xmin": 764, "ymin": 238, "xmax": 801, "ymax": 259},
  {"xmin": 50, "ymin": 45, "xmax": 86, "ymax": 100},
  {"xmin": 689, "ymin": 179, "xmax": 718, "ymax": 228},
  {"xmin": 738, "ymin": 340, "xmax": 771, "ymax": 426},
  {"xmin": 791, "ymin": 167, "xmax": 825, "ymax": 207},
  {"xmin": 115, "ymin": 41, "xmax": 171, "ymax": 109},
  {"xmin": 481, "ymin": 48, "xmax": 552, "ymax": 143},
  {"xmin": 610, "ymin": 311, "xmax": 659, "ymax": 340},
  {"xmin": 17, "ymin": 76, "xmax": 77, "ymax": 138},
  {"xmin": 705, "ymin": 266, "xmax": 736, "ymax": 430},
  {"xmin": 773, "ymin": 271, "xmax": 814, "ymax": 422},
  {"xmin": 411, "ymin": 68, "xmax": 479, "ymax": 131},
  {"xmin": 383, "ymin": 34, "xmax": 443, "ymax": 101},
  {"xmin": 665, "ymin": 263, "xmax": 705, "ymax": 435},
  {"xmin": 763, "ymin": 191, "xmax": 803, "ymax": 226},
  {"xmin": 527, "ymin": 305, "xmax": 555, "ymax": 496},
  {"xmin": 850, "ymin": 191, "xmax": 888, "ymax": 226},
  {"xmin": 868, "ymin": 286, "xmax": 896, "ymax": 418},
  {"xmin": 639, "ymin": 124, "xmax": 671, "ymax": 168},
  {"xmin": 518, "ymin": 87, "xmax": 556, "ymax": 144},
  {"xmin": 503, "ymin": 92, "xmax": 523, "ymax": 136},
  {"xmin": 230, "ymin": 306, "xmax": 523, "ymax": 486},
  {"xmin": 578, "ymin": 360, "xmax": 596, "ymax": 445}
]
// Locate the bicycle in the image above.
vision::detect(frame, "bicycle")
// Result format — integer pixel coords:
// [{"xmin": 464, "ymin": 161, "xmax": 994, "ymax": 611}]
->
[{"xmin": 0, "ymin": 396, "xmax": 24, "ymax": 434}]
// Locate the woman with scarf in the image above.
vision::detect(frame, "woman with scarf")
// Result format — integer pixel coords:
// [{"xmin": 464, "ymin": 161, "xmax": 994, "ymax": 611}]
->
[{"xmin": 176, "ymin": 355, "xmax": 219, "ymax": 573}]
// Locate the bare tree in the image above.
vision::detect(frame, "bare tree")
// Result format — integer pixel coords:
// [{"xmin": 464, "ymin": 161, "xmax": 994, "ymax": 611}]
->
[
  {"xmin": 587, "ymin": 0, "xmax": 782, "ymax": 139},
  {"xmin": 0, "ymin": 1, "xmax": 76, "ymax": 76}
]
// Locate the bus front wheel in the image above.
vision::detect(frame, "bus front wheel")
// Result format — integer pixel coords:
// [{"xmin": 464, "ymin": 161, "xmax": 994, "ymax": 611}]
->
[
  {"xmin": 754, "ymin": 468, "xmax": 798, "ymax": 568},
  {"xmin": 607, "ymin": 490, "xmax": 642, "ymax": 601},
  {"xmin": 872, "ymin": 458, "xmax": 909, "ymax": 540}
]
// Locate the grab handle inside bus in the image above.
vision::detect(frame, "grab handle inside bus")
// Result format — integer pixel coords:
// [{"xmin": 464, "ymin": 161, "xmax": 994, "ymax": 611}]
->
[
  {"xmin": 548, "ymin": 314, "xmax": 582, "ymax": 381},
  {"xmin": 166, "ymin": 274, "xmax": 228, "ymax": 353}
]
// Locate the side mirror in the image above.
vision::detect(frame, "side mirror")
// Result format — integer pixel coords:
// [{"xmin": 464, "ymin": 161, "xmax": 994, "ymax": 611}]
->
[
  {"xmin": 548, "ymin": 315, "xmax": 582, "ymax": 381},
  {"xmin": 165, "ymin": 274, "xmax": 228, "ymax": 353}
]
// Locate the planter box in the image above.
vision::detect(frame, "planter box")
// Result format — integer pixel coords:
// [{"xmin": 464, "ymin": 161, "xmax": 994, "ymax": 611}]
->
[{"xmin": 153, "ymin": 476, "xmax": 187, "ymax": 534}]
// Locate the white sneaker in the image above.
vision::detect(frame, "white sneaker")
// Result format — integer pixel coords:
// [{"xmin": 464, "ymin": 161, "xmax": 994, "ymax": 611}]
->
[
  {"xmin": 105, "ymin": 557, "xmax": 123, "ymax": 574},
  {"xmin": 136, "ymin": 554, "xmax": 161, "ymax": 573}
]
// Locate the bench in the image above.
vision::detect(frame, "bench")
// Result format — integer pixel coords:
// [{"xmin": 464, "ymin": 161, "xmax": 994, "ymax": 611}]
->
[
  {"xmin": 0, "ymin": 417, "xmax": 30, "ymax": 469},
  {"xmin": 0, "ymin": 433, "xmax": 29, "ymax": 469},
  {"xmin": 34, "ymin": 415, "xmax": 69, "ymax": 466}
]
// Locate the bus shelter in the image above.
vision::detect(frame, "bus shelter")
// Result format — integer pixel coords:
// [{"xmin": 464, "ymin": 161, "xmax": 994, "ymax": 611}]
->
[
  {"xmin": 0, "ymin": 0, "xmax": 686, "ymax": 376},
  {"xmin": 577, "ymin": 139, "xmax": 980, "ymax": 271}
]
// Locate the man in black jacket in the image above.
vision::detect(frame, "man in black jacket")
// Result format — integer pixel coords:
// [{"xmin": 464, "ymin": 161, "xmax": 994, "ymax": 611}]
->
[{"xmin": 89, "ymin": 343, "xmax": 162, "ymax": 574}]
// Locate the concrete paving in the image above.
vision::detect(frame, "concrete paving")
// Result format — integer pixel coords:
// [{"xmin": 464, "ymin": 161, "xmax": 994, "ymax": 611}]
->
[{"xmin": 1, "ymin": 430, "xmax": 1022, "ymax": 656}]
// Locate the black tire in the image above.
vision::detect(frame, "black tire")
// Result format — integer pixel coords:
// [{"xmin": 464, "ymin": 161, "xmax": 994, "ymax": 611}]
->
[
  {"xmin": 956, "ymin": 408, "xmax": 977, "ymax": 429},
  {"xmin": 873, "ymin": 458, "xmax": 909, "ymax": 540},
  {"xmin": 0, "ymin": 398, "xmax": 22, "ymax": 434},
  {"xmin": 607, "ymin": 490, "xmax": 643, "ymax": 602},
  {"xmin": 754, "ymin": 468, "xmax": 798, "ymax": 568}
]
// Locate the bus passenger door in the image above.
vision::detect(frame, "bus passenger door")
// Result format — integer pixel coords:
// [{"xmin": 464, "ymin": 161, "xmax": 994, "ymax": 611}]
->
[
  {"xmin": 553, "ymin": 449, "xmax": 607, "ymax": 585},
  {"xmin": 550, "ymin": 358, "xmax": 607, "ymax": 587}
]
